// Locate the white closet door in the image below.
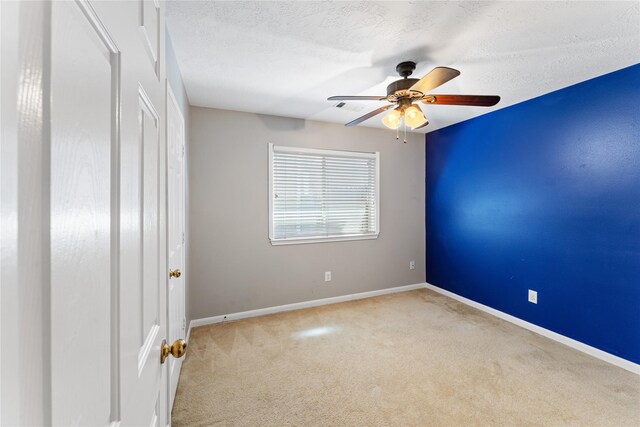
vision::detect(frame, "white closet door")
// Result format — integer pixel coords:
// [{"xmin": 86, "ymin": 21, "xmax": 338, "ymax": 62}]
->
[{"xmin": 1, "ymin": 1, "xmax": 173, "ymax": 425}]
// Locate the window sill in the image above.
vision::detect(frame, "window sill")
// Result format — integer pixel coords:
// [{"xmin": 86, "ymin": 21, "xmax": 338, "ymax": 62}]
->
[{"xmin": 269, "ymin": 234, "xmax": 379, "ymax": 246}]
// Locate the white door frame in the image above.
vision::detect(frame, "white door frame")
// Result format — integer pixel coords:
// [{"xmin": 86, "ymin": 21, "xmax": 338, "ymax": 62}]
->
[{"xmin": 1, "ymin": 2, "xmax": 52, "ymax": 424}]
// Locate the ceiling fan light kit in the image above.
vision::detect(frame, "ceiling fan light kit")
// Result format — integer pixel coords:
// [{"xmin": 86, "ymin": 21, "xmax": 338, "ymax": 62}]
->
[
  {"xmin": 382, "ymin": 108, "xmax": 402, "ymax": 129},
  {"xmin": 404, "ymin": 104, "xmax": 428, "ymax": 129},
  {"xmin": 328, "ymin": 61, "xmax": 500, "ymax": 140}
]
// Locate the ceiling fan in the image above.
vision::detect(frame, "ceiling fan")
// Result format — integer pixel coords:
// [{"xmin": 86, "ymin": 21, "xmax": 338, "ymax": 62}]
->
[{"xmin": 328, "ymin": 61, "xmax": 500, "ymax": 137}]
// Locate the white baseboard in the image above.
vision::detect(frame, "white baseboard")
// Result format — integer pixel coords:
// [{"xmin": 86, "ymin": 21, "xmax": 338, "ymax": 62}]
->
[
  {"xmin": 187, "ymin": 282, "xmax": 427, "ymax": 337},
  {"xmin": 425, "ymin": 283, "xmax": 640, "ymax": 375}
]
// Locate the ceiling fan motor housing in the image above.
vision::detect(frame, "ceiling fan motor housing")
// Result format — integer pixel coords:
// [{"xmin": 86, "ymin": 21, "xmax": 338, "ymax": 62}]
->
[
  {"xmin": 386, "ymin": 78, "xmax": 419, "ymax": 96},
  {"xmin": 386, "ymin": 78, "xmax": 423, "ymax": 102}
]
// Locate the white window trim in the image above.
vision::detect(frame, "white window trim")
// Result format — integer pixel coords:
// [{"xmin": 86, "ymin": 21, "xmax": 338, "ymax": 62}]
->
[{"xmin": 268, "ymin": 143, "xmax": 380, "ymax": 245}]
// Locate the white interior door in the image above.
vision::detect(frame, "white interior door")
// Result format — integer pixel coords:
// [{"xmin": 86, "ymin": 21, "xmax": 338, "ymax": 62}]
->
[
  {"xmin": 1, "ymin": 1, "xmax": 173, "ymax": 425},
  {"xmin": 51, "ymin": 1, "xmax": 170, "ymax": 426},
  {"xmin": 166, "ymin": 83, "xmax": 187, "ymax": 411}
]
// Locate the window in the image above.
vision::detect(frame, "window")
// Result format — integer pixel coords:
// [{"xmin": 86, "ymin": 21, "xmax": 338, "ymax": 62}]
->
[{"xmin": 268, "ymin": 144, "xmax": 379, "ymax": 245}]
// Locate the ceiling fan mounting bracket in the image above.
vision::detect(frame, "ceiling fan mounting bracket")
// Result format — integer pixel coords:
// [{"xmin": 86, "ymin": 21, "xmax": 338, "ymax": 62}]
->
[{"xmin": 395, "ymin": 61, "xmax": 417, "ymax": 78}]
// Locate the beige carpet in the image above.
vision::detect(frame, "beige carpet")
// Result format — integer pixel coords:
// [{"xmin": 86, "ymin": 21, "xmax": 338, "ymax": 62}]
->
[{"xmin": 172, "ymin": 289, "xmax": 640, "ymax": 426}]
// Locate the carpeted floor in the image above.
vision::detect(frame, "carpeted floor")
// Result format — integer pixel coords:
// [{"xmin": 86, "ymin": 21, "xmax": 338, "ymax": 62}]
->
[{"xmin": 172, "ymin": 289, "xmax": 640, "ymax": 426}]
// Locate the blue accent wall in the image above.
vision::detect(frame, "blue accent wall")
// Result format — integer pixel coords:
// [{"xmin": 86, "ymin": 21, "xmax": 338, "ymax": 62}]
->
[{"xmin": 425, "ymin": 64, "xmax": 640, "ymax": 364}]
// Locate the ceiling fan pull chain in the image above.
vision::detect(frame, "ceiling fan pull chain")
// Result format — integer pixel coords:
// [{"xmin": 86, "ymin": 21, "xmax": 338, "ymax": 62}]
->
[
  {"xmin": 403, "ymin": 121, "xmax": 407, "ymax": 144},
  {"xmin": 396, "ymin": 126, "xmax": 399, "ymax": 141}
]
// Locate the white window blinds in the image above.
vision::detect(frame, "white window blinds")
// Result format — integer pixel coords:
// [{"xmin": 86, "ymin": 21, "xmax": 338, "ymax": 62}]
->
[{"xmin": 269, "ymin": 144, "xmax": 379, "ymax": 245}]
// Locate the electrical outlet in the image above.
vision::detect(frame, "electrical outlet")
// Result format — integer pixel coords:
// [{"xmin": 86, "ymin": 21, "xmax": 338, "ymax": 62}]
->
[
  {"xmin": 528, "ymin": 289, "xmax": 538, "ymax": 304},
  {"xmin": 409, "ymin": 261, "xmax": 415, "ymax": 270},
  {"xmin": 325, "ymin": 271, "xmax": 331, "ymax": 282}
]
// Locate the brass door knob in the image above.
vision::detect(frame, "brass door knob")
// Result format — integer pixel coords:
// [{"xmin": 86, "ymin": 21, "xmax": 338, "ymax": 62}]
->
[
  {"xmin": 160, "ymin": 339, "xmax": 188, "ymax": 364},
  {"xmin": 169, "ymin": 269, "xmax": 181, "ymax": 279}
]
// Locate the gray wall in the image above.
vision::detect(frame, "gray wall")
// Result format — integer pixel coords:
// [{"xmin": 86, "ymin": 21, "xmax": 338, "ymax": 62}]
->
[
  {"xmin": 188, "ymin": 107, "xmax": 425, "ymax": 320},
  {"xmin": 165, "ymin": 29, "xmax": 191, "ymax": 322}
]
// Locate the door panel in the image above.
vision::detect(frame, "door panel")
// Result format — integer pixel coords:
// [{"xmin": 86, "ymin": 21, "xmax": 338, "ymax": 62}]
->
[
  {"xmin": 50, "ymin": 1, "xmax": 117, "ymax": 424},
  {"xmin": 139, "ymin": 86, "xmax": 161, "ymax": 375}
]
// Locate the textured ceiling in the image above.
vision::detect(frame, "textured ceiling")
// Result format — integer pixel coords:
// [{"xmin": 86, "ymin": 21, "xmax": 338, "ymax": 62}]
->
[{"xmin": 166, "ymin": 1, "xmax": 640, "ymax": 133}]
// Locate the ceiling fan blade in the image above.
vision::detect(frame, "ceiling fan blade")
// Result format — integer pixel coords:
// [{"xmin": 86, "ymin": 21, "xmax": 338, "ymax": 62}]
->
[
  {"xmin": 422, "ymin": 94, "xmax": 500, "ymax": 106},
  {"xmin": 328, "ymin": 95, "xmax": 387, "ymax": 101},
  {"xmin": 345, "ymin": 105, "xmax": 394, "ymax": 127},
  {"xmin": 409, "ymin": 67, "xmax": 460, "ymax": 94}
]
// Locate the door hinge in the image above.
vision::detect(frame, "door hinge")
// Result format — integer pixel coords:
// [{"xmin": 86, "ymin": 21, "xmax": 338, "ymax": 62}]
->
[
  {"xmin": 182, "ymin": 145, "xmax": 185, "ymax": 157},
  {"xmin": 182, "ymin": 231, "xmax": 185, "ymax": 244}
]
